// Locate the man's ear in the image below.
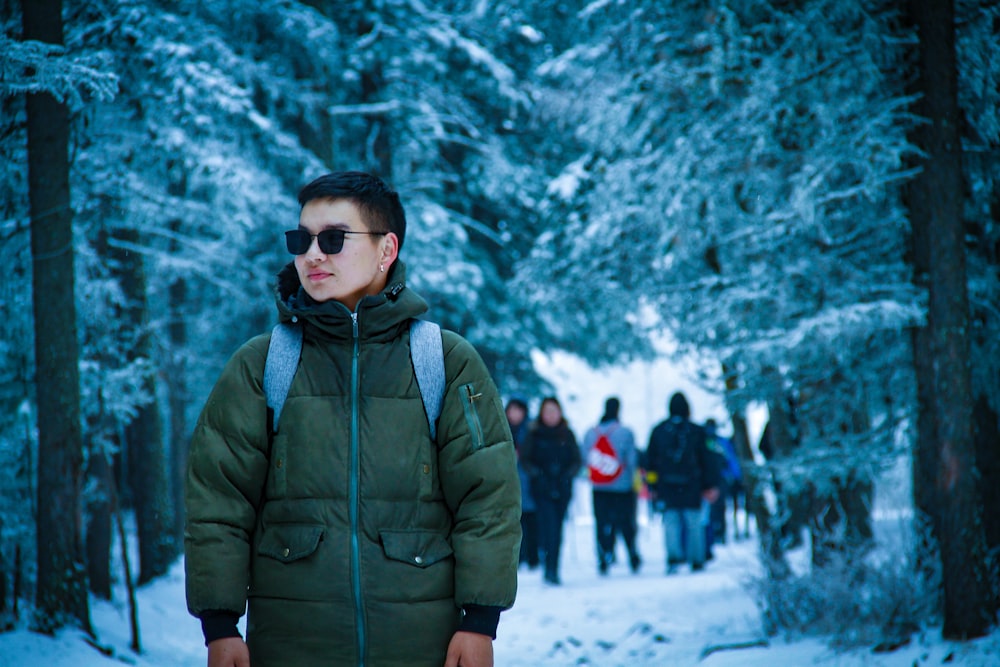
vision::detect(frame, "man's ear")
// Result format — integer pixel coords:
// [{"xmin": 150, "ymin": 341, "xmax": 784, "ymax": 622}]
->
[{"xmin": 381, "ymin": 232, "xmax": 400, "ymax": 267}]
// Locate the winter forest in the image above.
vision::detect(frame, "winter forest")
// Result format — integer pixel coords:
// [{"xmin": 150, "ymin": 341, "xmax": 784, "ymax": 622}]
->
[{"xmin": 1, "ymin": 0, "xmax": 999, "ymax": 662}]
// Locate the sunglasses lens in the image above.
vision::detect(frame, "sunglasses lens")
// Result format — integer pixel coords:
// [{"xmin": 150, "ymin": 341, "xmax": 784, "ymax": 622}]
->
[
  {"xmin": 316, "ymin": 229, "xmax": 346, "ymax": 254},
  {"xmin": 284, "ymin": 229, "xmax": 347, "ymax": 255},
  {"xmin": 285, "ymin": 230, "xmax": 311, "ymax": 255}
]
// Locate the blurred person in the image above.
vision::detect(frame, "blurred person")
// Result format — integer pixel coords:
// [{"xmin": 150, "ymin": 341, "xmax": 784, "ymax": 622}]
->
[
  {"xmin": 582, "ymin": 397, "xmax": 642, "ymax": 575},
  {"xmin": 507, "ymin": 396, "xmax": 539, "ymax": 570},
  {"xmin": 520, "ymin": 396, "xmax": 582, "ymax": 585},
  {"xmin": 645, "ymin": 392, "xmax": 720, "ymax": 573},
  {"xmin": 704, "ymin": 418, "xmax": 743, "ymax": 547}
]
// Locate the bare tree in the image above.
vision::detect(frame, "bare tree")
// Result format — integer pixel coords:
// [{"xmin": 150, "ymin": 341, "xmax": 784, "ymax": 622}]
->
[
  {"xmin": 904, "ymin": 0, "xmax": 994, "ymax": 639},
  {"xmin": 22, "ymin": 0, "xmax": 91, "ymax": 634}
]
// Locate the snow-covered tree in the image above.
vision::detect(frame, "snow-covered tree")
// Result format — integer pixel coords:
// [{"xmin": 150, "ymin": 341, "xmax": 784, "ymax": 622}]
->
[{"xmin": 519, "ymin": 0, "xmax": 920, "ymax": 572}]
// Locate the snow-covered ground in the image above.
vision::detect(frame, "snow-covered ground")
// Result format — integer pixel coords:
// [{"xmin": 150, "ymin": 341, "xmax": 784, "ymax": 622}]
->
[
  {"xmin": 2, "ymin": 486, "xmax": 998, "ymax": 667},
  {"xmin": 2, "ymin": 353, "xmax": 998, "ymax": 666}
]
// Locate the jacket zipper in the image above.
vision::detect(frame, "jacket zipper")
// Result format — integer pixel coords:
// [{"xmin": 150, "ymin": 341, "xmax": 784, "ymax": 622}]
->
[{"xmin": 350, "ymin": 311, "xmax": 366, "ymax": 667}]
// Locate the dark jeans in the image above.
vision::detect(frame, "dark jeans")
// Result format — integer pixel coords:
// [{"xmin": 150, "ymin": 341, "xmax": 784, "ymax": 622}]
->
[
  {"xmin": 519, "ymin": 510, "xmax": 539, "ymax": 567},
  {"xmin": 536, "ymin": 496, "xmax": 569, "ymax": 580},
  {"xmin": 592, "ymin": 489, "xmax": 639, "ymax": 566}
]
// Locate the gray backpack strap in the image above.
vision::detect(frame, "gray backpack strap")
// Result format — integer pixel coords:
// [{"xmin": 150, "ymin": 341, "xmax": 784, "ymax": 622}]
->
[
  {"xmin": 409, "ymin": 319, "xmax": 445, "ymax": 441},
  {"xmin": 264, "ymin": 321, "xmax": 303, "ymax": 433}
]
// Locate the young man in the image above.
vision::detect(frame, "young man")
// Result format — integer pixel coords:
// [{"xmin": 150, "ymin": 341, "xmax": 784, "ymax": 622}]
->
[{"xmin": 184, "ymin": 171, "xmax": 521, "ymax": 667}]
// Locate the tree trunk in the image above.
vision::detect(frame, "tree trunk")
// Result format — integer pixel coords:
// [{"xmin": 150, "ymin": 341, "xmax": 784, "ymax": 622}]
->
[
  {"xmin": 722, "ymin": 364, "xmax": 788, "ymax": 580},
  {"xmin": 23, "ymin": 0, "xmax": 91, "ymax": 634},
  {"xmin": 85, "ymin": 227, "xmax": 124, "ymax": 599},
  {"xmin": 809, "ymin": 399, "xmax": 875, "ymax": 568},
  {"xmin": 167, "ymin": 218, "xmax": 189, "ymax": 548},
  {"xmin": 85, "ymin": 431, "xmax": 113, "ymax": 600},
  {"xmin": 760, "ymin": 384, "xmax": 809, "ymax": 552},
  {"xmin": 0, "ymin": 516, "xmax": 8, "ymax": 629},
  {"xmin": 973, "ymin": 395, "xmax": 1000, "ymax": 572},
  {"xmin": 904, "ymin": 0, "xmax": 993, "ymax": 639},
  {"xmin": 111, "ymin": 226, "xmax": 176, "ymax": 584},
  {"xmin": 164, "ymin": 160, "xmax": 190, "ymax": 548}
]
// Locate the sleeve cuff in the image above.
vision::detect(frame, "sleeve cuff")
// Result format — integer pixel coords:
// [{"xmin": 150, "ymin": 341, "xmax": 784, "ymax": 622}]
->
[
  {"xmin": 458, "ymin": 604, "xmax": 502, "ymax": 639},
  {"xmin": 199, "ymin": 610, "xmax": 242, "ymax": 646}
]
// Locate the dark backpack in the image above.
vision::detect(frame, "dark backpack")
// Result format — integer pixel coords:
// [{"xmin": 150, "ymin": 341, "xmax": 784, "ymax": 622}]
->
[{"xmin": 651, "ymin": 419, "xmax": 700, "ymax": 487}]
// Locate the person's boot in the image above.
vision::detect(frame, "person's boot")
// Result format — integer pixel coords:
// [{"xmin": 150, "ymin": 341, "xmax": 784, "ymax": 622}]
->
[{"xmin": 629, "ymin": 552, "xmax": 642, "ymax": 574}]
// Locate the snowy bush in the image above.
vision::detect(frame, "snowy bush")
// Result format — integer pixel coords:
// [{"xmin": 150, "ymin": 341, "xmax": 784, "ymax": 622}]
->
[{"xmin": 749, "ymin": 525, "xmax": 940, "ymax": 651}]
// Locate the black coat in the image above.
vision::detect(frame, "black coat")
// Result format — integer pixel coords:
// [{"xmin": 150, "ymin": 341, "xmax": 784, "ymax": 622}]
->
[
  {"xmin": 646, "ymin": 417, "xmax": 721, "ymax": 510},
  {"xmin": 520, "ymin": 420, "xmax": 581, "ymax": 504}
]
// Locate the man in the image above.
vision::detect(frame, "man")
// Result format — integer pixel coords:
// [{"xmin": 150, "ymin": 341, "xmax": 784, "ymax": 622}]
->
[
  {"xmin": 185, "ymin": 171, "xmax": 521, "ymax": 667},
  {"xmin": 645, "ymin": 392, "xmax": 720, "ymax": 573},
  {"xmin": 582, "ymin": 397, "xmax": 642, "ymax": 575}
]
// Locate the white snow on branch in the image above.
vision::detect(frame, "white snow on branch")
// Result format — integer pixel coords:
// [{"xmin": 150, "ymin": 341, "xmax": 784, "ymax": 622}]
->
[{"xmin": 0, "ymin": 36, "xmax": 118, "ymax": 107}]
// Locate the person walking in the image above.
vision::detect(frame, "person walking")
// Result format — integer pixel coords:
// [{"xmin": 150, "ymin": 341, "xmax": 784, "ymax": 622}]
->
[
  {"xmin": 184, "ymin": 171, "xmax": 521, "ymax": 667},
  {"xmin": 507, "ymin": 396, "xmax": 539, "ymax": 570},
  {"xmin": 704, "ymin": 418, "xmax": 742, "ymax": 548},
  {"xmin": 645, "ymin": 392, "xmax": 720, "ymax": 574},
  {"xmin": 582, "ymin": 397, "xmax": 642, "ymax": 575},
  {"xmin": 520, "ymin": 396, "xmax": 581, "ymax": 585}
]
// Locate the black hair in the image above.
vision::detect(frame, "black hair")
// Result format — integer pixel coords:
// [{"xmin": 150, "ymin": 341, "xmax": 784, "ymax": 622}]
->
[
  {"xmin": 297, "ymin": 171, "xmax": 407, "ymax": 250},
  {"xmin": 506, "ymin": 396, "xmax": 529, "ymax": 413},
  {"xmin": 668, "ymin": 392, "xmax": 690, "ymax": 419},
  {"xmin": 600, "ymin": 396, "xmax": 620, "ymax": 423}
]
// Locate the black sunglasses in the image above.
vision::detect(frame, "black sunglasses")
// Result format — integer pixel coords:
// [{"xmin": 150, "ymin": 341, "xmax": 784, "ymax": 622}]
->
[{"xmin": 284, "ymin": 228, "xmax": 385, "ymax": 255}]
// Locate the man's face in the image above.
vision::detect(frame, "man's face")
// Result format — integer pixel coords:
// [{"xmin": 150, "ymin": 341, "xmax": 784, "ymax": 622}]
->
[{"xmin": 294, "ymin": 198, "xmax": 392, "ymax": 309}]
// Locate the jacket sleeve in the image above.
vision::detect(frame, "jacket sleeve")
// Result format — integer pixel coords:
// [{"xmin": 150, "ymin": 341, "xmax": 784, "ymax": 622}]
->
[
  {"xmin": 184, "ymin": 335, "xmax": 271, "ymax": 620},
  {"xmin": 435, "ymin": 332, "xmax": 521, "ymax": 615},
  {"xmin": 580, "ymin": 428, "xmax": 595, "ymax": 467},
  {"xmin": 567, "ymin": 429, "xmax": 583, "ymax": 476},
  {"xmin": 623, "ymin": 427, "xmax": 638, "ymax": 471}
]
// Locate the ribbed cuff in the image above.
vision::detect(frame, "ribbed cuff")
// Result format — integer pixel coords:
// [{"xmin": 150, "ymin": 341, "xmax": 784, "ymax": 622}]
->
[
  {"xmin": 199, "ymin": 610, "xmax": 242, "ymax": 646},
  {"xmin": 458, "ymin": 604, "xmax": 502, "ymax": 639}
]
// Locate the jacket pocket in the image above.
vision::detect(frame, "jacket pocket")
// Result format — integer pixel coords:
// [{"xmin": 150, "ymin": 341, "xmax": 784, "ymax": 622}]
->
[
  {"xmin": 459, "ymin": 383, "xmax": 486, "ymax": 451},
  {"xmin": 257, "ymin": 524, "xmax": 324, "ymax": 563},
  {"xmin": 379, "ymin": 529, "xmax": 454, "ymax": 568}
]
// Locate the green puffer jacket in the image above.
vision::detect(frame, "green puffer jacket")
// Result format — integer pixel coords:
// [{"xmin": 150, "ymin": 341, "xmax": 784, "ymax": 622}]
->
[{"xmin": 185, "ymin": 262, "xmax": 521, "ymax": 667}]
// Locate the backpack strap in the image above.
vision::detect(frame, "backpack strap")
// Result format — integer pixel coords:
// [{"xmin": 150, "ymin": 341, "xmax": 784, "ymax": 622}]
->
[
  {"xmin": 263, "ymin": 318, "xmax": 445, "ymax": 439},
  {"xmin": 409, "ymin": 319, "xmax": 445, "ymax": 441},
  {"xmin": 264, "ymin": 321, "xmax": 303, "ymax": 433}
]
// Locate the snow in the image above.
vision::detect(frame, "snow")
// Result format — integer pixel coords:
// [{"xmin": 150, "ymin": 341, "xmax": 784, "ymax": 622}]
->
[
  {"xmin": 2, "ymin": 359, "xmax": 998, "ymax": 666},
  {"xmin": 3, "ymin": 494, "xmax": 999, "ymax": 666}
]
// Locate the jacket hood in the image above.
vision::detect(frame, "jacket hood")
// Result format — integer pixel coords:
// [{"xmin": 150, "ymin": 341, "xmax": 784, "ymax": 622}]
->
[{"xmin": 274, "ymin": 260, "xmax": 428, "ymax": 340}]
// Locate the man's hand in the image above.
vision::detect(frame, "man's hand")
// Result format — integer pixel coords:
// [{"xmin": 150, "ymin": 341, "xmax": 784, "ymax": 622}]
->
[
  {"xmin": 208, "ymin": 637, "xmax": 250, "ymax": 667},
  {"xmin": 444, "ymin": 631, "xmax": 493, "ymax": 667},
  {"xmin": 702, "ymin": 487, "xmax": 720, "ymax": 504}
]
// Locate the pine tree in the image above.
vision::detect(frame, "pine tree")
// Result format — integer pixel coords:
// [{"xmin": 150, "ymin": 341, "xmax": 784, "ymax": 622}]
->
[
  {"xmin": 904, "ymin": 0, "xmax": 994, "ymax": 639},
  {"xmin": 22, "ymin": 0, "xmax": 91, "ymax": 634}
]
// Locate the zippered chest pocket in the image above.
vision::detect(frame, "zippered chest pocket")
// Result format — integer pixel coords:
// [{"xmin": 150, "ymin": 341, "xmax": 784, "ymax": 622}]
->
[{"xmin": 460, "ymin": 383, "xmax": 486, "ymax": 451}]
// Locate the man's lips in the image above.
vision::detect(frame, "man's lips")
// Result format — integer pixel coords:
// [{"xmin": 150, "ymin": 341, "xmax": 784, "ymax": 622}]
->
[{"xmin": 307, "ymin": 270, "xmax": 332, "ymax": 281}]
